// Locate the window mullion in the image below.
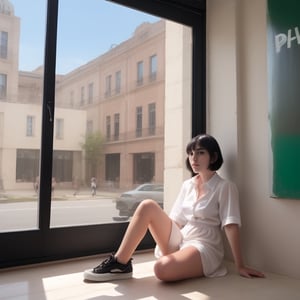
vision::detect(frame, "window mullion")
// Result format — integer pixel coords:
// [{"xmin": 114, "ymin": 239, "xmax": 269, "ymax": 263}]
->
[{"xmin": 38, "ymin": 0, "xmax": 59, "ymax": 231}]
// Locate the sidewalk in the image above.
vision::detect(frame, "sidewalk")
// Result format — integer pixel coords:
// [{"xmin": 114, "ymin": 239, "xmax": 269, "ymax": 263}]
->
[{"xmin": 0, "ymin": 188, "xmax": 122, "ymax": 203}]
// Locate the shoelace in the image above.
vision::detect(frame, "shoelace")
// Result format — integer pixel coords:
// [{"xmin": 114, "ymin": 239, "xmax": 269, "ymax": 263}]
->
[{"xmin": 94, "ymin": 254, "xmax": 115, "ymax": 271}]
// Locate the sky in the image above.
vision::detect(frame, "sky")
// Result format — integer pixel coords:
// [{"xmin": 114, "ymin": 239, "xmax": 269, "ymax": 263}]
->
[{"xmin": 11, "ymin": 0, "xmax": 159, "ymax": 74}]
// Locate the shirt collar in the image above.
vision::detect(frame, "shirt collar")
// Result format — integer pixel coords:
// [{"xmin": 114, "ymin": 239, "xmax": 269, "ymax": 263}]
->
[{"xmin": 191, "ymin": 172, "xmax": 220, "ymax": 190}]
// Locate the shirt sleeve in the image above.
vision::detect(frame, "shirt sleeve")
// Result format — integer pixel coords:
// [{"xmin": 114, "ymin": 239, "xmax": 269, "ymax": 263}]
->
[{"xmin": 218, "ymin": 180, "xmax": 241, "ymax": 228}]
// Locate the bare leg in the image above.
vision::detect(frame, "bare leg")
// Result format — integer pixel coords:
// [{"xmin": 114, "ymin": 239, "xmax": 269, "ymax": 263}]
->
[
  {"xmin": 115, "ymin": 199, "xmax": 173, "ymax": 264},
  {"xmin": 154, "ymin": 246, "xmax": 204, "ymax": 282}
]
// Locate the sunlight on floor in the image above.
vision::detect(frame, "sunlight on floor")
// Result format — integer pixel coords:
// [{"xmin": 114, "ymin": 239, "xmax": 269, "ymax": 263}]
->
[
  {"xmin": 182, "ymin": 292, "xmax": 210, "ymax": 299},
  {"xmin": 1, "ymin": 252, "xmax": 300, "ymax": 300}
]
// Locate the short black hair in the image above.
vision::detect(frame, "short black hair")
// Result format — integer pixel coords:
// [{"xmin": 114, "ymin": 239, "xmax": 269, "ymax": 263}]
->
[{"xmin": 185, "ymin": 134, "xmax": 224, "ymax": 174}]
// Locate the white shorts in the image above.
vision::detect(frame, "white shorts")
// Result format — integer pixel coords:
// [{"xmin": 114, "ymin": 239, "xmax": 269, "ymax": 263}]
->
[
  {"xmin": 154, "ymin": 220, "xmax": 183, "ymax": 257},
  {"xmin": 154, "ymin": 221, "xmax": 227, "ymax": 277}
]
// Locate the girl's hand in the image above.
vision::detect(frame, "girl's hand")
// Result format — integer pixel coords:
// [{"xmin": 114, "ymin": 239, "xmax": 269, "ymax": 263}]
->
[{"xmin": 238, "ymin": 266, "xmax": 265, "ymax": 278}]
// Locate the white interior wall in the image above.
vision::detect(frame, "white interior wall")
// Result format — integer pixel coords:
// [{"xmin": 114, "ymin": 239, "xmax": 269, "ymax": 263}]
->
[
  {"xmin": 164, "ymin": 21, "xmax": 192, "ymax": 214},
  {"xmin": 207, "ymin": 0, "xmax": 300, "ymax": 278}
]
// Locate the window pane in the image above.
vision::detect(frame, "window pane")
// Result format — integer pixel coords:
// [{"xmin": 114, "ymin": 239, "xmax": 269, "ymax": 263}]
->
[
  {"xmin": 50, "ymin": 0, "xmax": 192, "ymax": 227},
  {"xmin": 137, "ymin": 61, "xmax": 144, "ymax": 85},
  {"xmin": 114, "ymin": 113, "xmax": 120, "ymax": 140},
  {"xmin": 136, "ymin": 106, "xmax": 142, "ymax": 137},
  {"xmin": 0, "ymin": 31, "xmax": 8, "ymax": 59},
  {"xmin": 105, "ymin": 75, "xmax": 112, "ymax": 97},
  {"xmin": 150, "ymin": 54, "xmax": 157, "ymax": 81},
  {"xmin": 0, "ymin": 73, "xmax": 7, "ymax": 98},
  {"xmin": 55, "ymin": 118, "xmax": 64, "ymax": 139},
  {"xmin": 115, "ymin": 70, "xmax": 121, "ymax": 94},
  {"xmin": 26, "ymin": 115, "xmax": 34, "ymax": 136},
  {"xmin": 88, "ymin": 82, "xmax": 93, "ymax": 104},
  {"xmin": 0, "ymin": 0, "xmax": 46, "ymax": 232},
  {"xmin": 148, "ymin": 103, "xmax": 156, "ymax": 135}
]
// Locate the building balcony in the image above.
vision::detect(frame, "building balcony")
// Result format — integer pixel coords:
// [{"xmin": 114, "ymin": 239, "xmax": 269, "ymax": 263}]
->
[{"xmin": 105, "ymin": 126, "xmax": 164, "ymax": 143}]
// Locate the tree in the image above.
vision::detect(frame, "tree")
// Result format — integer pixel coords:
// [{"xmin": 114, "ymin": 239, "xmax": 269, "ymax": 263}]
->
[{"xmin": 81, "ymin": 131, "xmax": 104, "ymax": 182}]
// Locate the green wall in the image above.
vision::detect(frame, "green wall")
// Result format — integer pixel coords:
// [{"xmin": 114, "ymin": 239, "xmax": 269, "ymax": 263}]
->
[{"xmin": 268, "ymin": 0, "xmax": 300, "ymax": 198}]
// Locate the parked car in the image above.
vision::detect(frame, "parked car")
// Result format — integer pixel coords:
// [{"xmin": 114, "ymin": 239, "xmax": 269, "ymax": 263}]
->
[{"xmin": 116, "ymin": 183, "xmax": 164, "ymax": 216}]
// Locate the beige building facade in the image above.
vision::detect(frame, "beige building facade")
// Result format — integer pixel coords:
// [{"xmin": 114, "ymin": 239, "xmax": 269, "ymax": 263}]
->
[
  {"xmin": 0, "ymin": 1, "xmax": 165, "ymax": 190},
  {"xmin": 55, "ymin": 20, "xmax": 166, "ymax": 189}
]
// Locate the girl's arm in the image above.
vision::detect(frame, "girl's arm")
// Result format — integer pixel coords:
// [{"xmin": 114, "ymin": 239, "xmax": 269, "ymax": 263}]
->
[{"xmin": 224, "ymin": 224, "xmax": 265, "ymax": 278}]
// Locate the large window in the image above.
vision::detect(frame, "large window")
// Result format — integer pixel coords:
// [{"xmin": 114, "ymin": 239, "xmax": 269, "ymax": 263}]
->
[
  {"xmin": 52, "ymin": 150, "xmax": 73, "ymax": 182},
  {"xmin": 16, "ymin": 149, "xmax": 40, "ymax": 182},
  {"xmin": 0, "ymin": 0, "xmax": 206, "ymax": 268},
  {"xmin": 0, "ymin": 0, "xmax": 45, "ymax": 237}
]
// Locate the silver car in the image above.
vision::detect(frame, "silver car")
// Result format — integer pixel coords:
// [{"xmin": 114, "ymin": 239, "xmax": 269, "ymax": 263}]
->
[{"xmin": 116, "ymin": 183, "xmax": 164, "ymax": 216}]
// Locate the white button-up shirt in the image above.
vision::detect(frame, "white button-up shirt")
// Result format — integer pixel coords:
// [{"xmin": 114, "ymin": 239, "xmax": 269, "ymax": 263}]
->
[{"xmin": 169, "ymin": 173, "xmax": 241, "ymax": 277}]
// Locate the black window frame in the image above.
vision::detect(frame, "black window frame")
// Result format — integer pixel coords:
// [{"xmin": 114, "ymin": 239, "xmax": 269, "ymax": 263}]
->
[{"xmin": 0, "ymin": 0, "xmax": 206, "ymax": 268}]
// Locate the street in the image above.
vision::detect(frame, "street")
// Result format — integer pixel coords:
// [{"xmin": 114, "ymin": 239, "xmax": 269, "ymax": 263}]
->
[{"xmin": 0, "ymin": 192, "xmax": 128, "ymax": 232}]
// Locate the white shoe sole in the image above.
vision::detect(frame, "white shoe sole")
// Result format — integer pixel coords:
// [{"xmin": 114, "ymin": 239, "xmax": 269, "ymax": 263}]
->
[{"xmin": 83, "ymin": 269, "xmax": 133, "ymax": 282}]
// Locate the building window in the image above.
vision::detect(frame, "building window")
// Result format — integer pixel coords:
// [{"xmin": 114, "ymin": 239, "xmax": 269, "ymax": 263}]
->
[
  {"xmin": 55, "ymin": 118, "xmax": 64, "ymax": 139},
  {"xmin": 80, "ymin": 86, "xmax": 85, "ymax": 106},
  {"xmin": 0, "ymin": 73, "xmax": 7, "ymax": 99},
  {"xmin": 87, "ymin": 120, "xmax": 93, "ymax": 134},
  {"xmin": 52, "ymin": 150, "xmax": 73, "ymax": 182},
  {"xmin": 70, "ymin": 90, "xmax": 74, "ymax": 107},
  {"xmin": 105, "ymin": 153, "xmax": 120, "ymax": 183},
  {"xmin": 0, "ymin": 31, "xmax": 8, "ymax": 59},
  {"xmin": 148, "ymin": 103, "xmax": 156, "ymax": 135},
  {"xmin": 114, "ymin": 113, "xmax": 120, "ymax": 140},
  {"xmin": 106, "ymin": 116, "xmax": 111, "ymax": 140},
  {"xmin": 105, "ymin": 75, "xmax": 112, "ymax": 97},
  {"xmin": 26, "ymin": 115, "xmax": 35, "ymax": 137},
  {"xmin": 88, "ymin": 82, "xmax": 93, "ymax": 104},
  {"xmin": 115, "ymin": 71, "xmax": 121, "ymax": 94},
  {"xmin": 16, "ymin": 149, "xmax": 40, "ymax": 182},
  {"xmin": 149, "ymin": 54, "xmax": 157, "ymax": 81},
  {"xmin": 137, "ymin": 61, "xmax": 143, "ymax": 85},
  {"xmin": 136, "ymin": 106, "xmax": 143, "ymax": 137}
]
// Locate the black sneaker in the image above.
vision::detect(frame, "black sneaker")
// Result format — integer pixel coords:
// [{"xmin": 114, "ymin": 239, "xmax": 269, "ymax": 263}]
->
[{"xmin": 84, "ymin": 254, "xmax": 133, "ymax": 282}]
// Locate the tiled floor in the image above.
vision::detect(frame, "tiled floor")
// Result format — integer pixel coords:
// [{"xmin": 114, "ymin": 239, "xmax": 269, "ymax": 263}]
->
[{"xmin": 0, "ymin": 251, "xmax": 299, "ymax": 300}]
